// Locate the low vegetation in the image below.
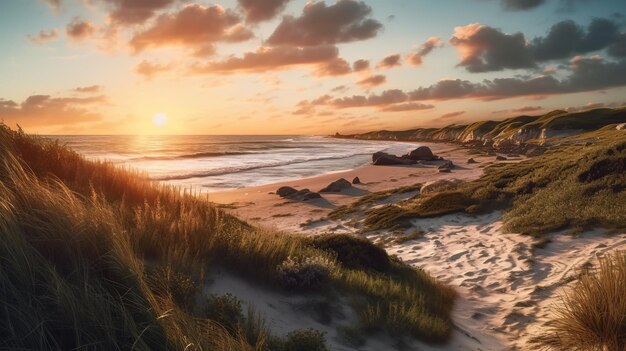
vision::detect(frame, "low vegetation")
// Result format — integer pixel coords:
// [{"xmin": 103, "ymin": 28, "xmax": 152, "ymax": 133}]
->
[
  {"xmin": 0, "ymin": 124, "xmax": 455, "ymax": 349},
  {"xmin": 530, "ymin": 251, "xmax": 626, "ymax": 351},
  {"xmin": 363, "ymin": 128, "xmax": 626, "ymax": 236}
]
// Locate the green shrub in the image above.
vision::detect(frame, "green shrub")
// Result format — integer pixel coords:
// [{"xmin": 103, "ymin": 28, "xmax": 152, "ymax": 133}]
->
[
  {"xmin": 204, "ymin": 293, "xmax": 244, "ymax": 332},
  {"xmin": 276, "ymin": 256, "xmax": 334, "ymax": 291},
  {"xmin": 310, "ymin": 234, "xmax": 390, "ymax": 272},
  {"xmin": 146, "ymin": 266, "xmax": 198, "ymax": 309},
  {"xmin": 271, "ymin": 329, "xmax": 328, "ymax": 351}
]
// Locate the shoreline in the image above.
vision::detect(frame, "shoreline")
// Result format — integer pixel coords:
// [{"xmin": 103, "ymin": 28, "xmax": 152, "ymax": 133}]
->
[{"xmin": 208, "ymin": 141, "xmax": 492, "ymax": 233}]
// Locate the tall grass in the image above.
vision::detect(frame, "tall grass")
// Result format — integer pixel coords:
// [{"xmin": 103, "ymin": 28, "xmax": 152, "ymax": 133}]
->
[
  {"xmin": 531, "ymin": 251, "xmax": 626, "ymax": 351},
  {"xmin": 0, "ymin": 124, "xmax": 456, "ymax": 348}
]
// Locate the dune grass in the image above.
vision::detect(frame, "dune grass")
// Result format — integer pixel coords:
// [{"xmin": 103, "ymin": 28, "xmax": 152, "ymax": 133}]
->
[
  {"xmin": 0, "ymin": 124, "xmax": 455, "ymax": 349},
  {"xmin": 362, "ymin": 129, "xmax": 626, "ymax": 236},
  {"xmin": 530, "ymin": 251, "xmax": 626, "ymax": 351}
]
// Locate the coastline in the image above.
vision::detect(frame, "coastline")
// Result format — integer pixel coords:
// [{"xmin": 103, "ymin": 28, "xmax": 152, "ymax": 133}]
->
[{"xmin": 208, "ymin": 141, "xmax": 492, "ymax": 233}]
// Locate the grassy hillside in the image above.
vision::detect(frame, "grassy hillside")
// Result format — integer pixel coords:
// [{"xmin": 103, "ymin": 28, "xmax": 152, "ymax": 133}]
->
[
  {"xmin": 337, "ymin": 107, "xmax": 626, "ymax": 150},
  {"xmin": 360, "ymin": 127, "xmax": 626, "ymax": 236},
  {"xmin": 0, "ymin": 125, "xmax": 455, "ymax": 350}
]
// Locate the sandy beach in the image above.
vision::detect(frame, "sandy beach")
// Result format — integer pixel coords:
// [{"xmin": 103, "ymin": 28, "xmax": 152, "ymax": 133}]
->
[{"xmin": 209, "ymin": 141, "xmax": 626, "ymax": 350}]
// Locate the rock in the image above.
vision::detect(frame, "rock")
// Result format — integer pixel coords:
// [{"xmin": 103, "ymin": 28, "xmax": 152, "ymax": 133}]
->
[
  {"xmin": 496, "ymin": 155, "xmax": 507, "ymax": 161},
  {"xmin": 406, "ymin": 146, "xmax": 437, "ymax": 161},
  {"xmin": 352, "ymin": 177, "xmax": 361, "ymax": 184},
  {"xmin": 438, "ymin": 168, "xmax": 451, "ymax": 173},
  {"xmin": 277, "ymin": 186, "xmax": 298, "ymax": 198},
  {"xmin": 438, "ymin": 160, "xmax": 454, "ymax": 170},
  {"xmin": 320, "ymin": 178, "xmax": 352, "ymax": 193},
  {"xmin": 373, "ymin": 152, "xmax": 416, "ymax": 165},
  {"xmin": 277, "ymin": 186, "xmax": 321, "ymax": 201},
  {"xmin": 302, "ymin": 191, "xmax": 322, "ymax": 200},
  {"xmin": 617, "ymin": 123, "xmax": 625, "ymax": 130},
  {"xmin": 421, "ymin": 179, "xmax": 463, "ymax": 194},
  {"xmin": 467, "ymin": 158, "xmax": 478, "ymax": 164}
]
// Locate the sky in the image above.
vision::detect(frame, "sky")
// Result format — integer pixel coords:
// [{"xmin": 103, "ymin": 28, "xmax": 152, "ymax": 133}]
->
[{"xmin": 1, "ymin": 0, "xmax": 625, "ymax": 135}]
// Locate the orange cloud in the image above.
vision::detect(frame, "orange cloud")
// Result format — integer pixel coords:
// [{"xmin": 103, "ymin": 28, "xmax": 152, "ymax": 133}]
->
[
  {"xmin": 377, "ymin": 54, "xmax": 401, "ymax": 69},
  {"xmin": 0, "ymin": 94, "xmax": 106, "ymax": 129},
  {"xmin": 238, "ymin": 0, "xmax": 291, "ymax": 23},
  {"xmin": 74, "ymin": 85, "xmax": 102, "ymax": 93},
  {"xmin": 316, "ymin": 58, "xmax": 352, "ymax": 76},
  {"xmin": 357, "ymin": 74, "xmax": 386, "ymax": 88},
  {"xmin": 266, "ymin": 0, "xmax": 382, "ymax": 46},
  {"xmin": 353, "ymin": 59, "xmax": 370, "ymax": 72},
  {"xmin": 99, "ymin": 0, "xmax": 176, "ymax": 25},
  {"xmin": 27, "ymin": 29, "xmax": 58, "ymax": 44},
  {"xmin": 66, "ymin": 19, "xmax": 96, "ymax": 41},
  {"xmin": 406, "ymin": 36, "xmax": 443, "ymax": 66},
  {"xmin": 190, "ymin": 45, "xmax": 340, "ymax": 74},
  {"xmin": 129, "ymin": 4, "xmax": 253, "ymax": 56},
  {"xmin": 134, "ymin": 60, "xmax": 173, "ymax": 78}
]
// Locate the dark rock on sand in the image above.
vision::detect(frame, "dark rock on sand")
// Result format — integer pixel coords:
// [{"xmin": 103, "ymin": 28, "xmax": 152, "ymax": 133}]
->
[
  {"xmin": 438, "ymin": 160, "xmax": 454, "ymax": 170},
  {"xmin": 277, "ymin": 186, "xmax": 298, "ymax": 198},
  {"xmin": 496, "ymin": 155, "xmax": 507, "ymax": 161},
  {"xmin": 320, "ymin": 178, "xmax": 353, "ymax": 192},
  {"xmin": 467, "ymin": 158, "xmax": 478, "ymax": 164},
  {"xmin": 438, "ymin": 168, "xmax": 451, "ymax": 173},
  {"xmin": 277, "ymin": 186, "xmax": 321, "ymax": 201},
  {"xmin": 373, "ymin": 152, "xmax": 416, "ymax": 165},
  {"xmin": 352, "ymin": 177, "xmax": 361, "ymax": 184},
  {"xmin": 406, "ymin": 146, "xmax": 437, "ymax": 161}
]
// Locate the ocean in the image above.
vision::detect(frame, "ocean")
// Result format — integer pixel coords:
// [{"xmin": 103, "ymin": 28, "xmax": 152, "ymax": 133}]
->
[{"xmin": 46, "ymin": 135, "xmax": 419, "ymax": 192}]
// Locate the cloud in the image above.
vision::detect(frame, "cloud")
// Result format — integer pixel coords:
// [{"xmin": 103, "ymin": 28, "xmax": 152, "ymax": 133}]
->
[
  {"xmin": 450, "ymin": 23, "xmax": 535, "ymax": 72},
  {"xmin": 357, "ymin": 74, "xmax": 386, "ymax": 88},
  {"xmin": 377, "ymin": 54, "xmax": 401, "ymax": 69},
  {"xmin": 316, "ymin": 57, "xmax": 352, "ymax": 76},
  {"xmin": 408, "ymin": 56, "xmax": 626, "ymax": 101},
  {"xmin": 0, "ymin": 94, "xmax": 106, "ymax": 129},
  {"xmin": 266, "ymin": 0, "xmax": 382, "ymax": 46},
  {"xmin": 512, "ymin": 105, "xmax": 544, "ymax": 112},
  {"xmin": 407, "ymin": 36, "xmax": 443, "ymax": 66},
  {"xmin": 66, "ymin": 19, "xmax": 96, "ymax": 41},
  {"xmin": 27, "ymin": 29, "xmax": 57, "ymax": 44},
  {"xmin": 608, "ymin": 33, "xmax": 626, "ymax": 57},
  {"xmin": 500, "ymin": 0, "xmax": 546, "ymax": 11},
  {"xmin": 129, "ymin": 4, "xmax": 253, "ymax": 56},
  {"xmin": 532, "ymin": 18, "xmax": 619, "ymax": 61},
  {"xmin": 98, "ymin": 0, "xmax": 176, "ymax": 25},
  {"xmin": 134, "ymin": 60, "xmax": 173, "ymax": 78},
  {"xmin": 39, "ymin": 0, "xmax": 61, "ymax": 12},
  {"xmin": 353, "ymin": 59, "xmax": 370, "ymax": 72},
  {"xmin": 450, "ymin": 18, "xmax": 623, "ymax": 73},
  {"xmin": 74, "ymin": 85, "xmax": 102, "ymax": 93},
  {"xmin": 440, "ymin": 111, "xmax": 466, "ymax": 119},
  {"xmin": 381, "ymin": 102, "xmax": 434, "ymax": 112},
  {"xmin": 305, "ymin": 55, "xmax": 626, "ymax": 108},
  {"xmin": 331, "ymin": 89, "xmax": 409, "ymax": 108},
  {"xmin": 237, "ymin": 0, "xmax": 291, "ymax": 23},
  {"xmin": 190, "ymin": 45, "xmax": 340, "ymax": 74}
]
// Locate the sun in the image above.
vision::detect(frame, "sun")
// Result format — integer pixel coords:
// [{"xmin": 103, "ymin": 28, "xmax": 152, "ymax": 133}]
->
[{"xmin": 152, "ymin": 113, "xmax": 168, "ymax": 127}]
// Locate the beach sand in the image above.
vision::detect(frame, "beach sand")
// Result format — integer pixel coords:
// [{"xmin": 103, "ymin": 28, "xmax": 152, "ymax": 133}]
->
[{"xmin": 208, "ymin": 142, "xmax": 626, "ymax": 350}]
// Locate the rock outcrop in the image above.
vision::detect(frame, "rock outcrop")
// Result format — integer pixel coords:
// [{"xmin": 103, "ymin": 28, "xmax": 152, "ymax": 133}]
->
[{"xmin": 277, "ymin": 186, "xmax": 322, "ymax": 201}]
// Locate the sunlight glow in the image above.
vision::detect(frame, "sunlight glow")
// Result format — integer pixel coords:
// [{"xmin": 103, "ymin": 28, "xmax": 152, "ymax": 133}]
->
[{"xmin": 152, "ymin": 113, "xmax": 168, "ymax": 127}]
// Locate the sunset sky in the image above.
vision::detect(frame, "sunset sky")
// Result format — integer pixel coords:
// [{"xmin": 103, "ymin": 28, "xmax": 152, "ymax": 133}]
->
[{"xmin": 1, "ymin": 0, "xmax": 626, "ymax": 135}]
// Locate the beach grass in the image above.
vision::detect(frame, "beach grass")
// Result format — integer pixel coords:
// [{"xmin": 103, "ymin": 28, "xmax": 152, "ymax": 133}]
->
[
  {"xmin": 361, "ymin": 128, "xmax": 626, "ymax": 236},
  {"xmin": 530, "ymin": 251, "xmax": 626, "ymax": 351},
  {"xmin": 0, "ymin": 124, "xmax": 455, "ymax": 349}
]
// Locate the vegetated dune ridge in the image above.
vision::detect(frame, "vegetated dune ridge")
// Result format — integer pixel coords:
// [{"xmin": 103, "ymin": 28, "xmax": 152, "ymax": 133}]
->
[
  {"xmin": 0, "ymin": 124, "xmax": 456, "ymax": 351},
  {"xmin": 336, "ymin": 107, "xmax": 626, "ymax": 152}
]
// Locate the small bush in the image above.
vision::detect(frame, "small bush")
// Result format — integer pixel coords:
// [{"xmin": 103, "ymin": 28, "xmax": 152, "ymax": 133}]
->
[
  {"xmin": 310, "ymin": 234, "xmax": 390, "ymax": 272},
  {"xmin": 276, "ymin": 256, "xmax": 334, "ymax": 291},
  {"xmin": 204, "ymin": 293, "xmax": 244, "ymax": 332},
  {"xmin": 270, "ymin": 329, "xmax": 329, "ymax": 351},
  {"xmin": 146, "ymin": 266, "xmax": 198, "ymax": 309},
  {"xmin": 531, "ymin": 251, "xmax": 626, "ymax": 351}
]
